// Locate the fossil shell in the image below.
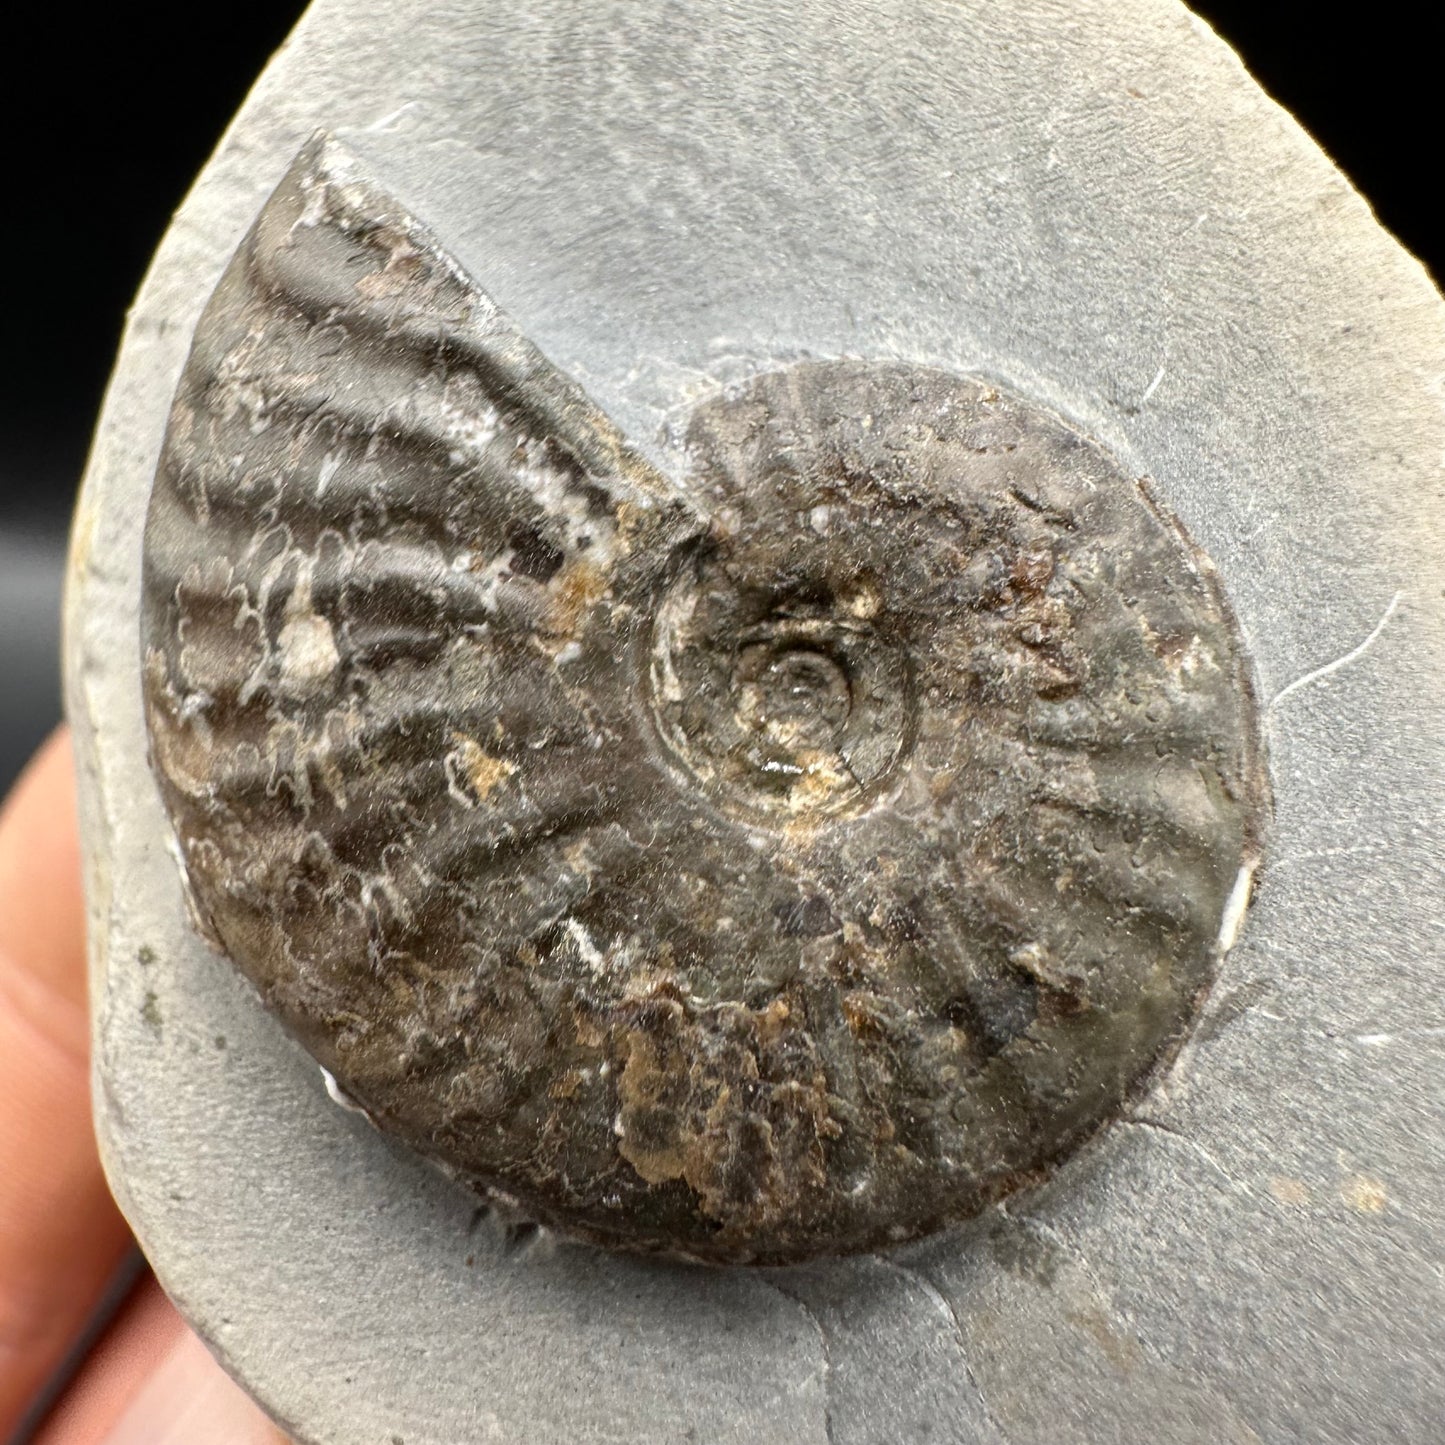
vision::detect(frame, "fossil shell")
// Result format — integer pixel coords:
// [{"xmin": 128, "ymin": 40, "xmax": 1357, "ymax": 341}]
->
[{"xmin": 142, "ymin": 134, "xmax": 1267, "ymax": 1265}]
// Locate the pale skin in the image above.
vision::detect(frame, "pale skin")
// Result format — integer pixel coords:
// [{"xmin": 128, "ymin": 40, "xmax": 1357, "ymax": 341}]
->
[{"xmin": 0, "ymin": 730, "xmax": 288, "ymax": 1443}]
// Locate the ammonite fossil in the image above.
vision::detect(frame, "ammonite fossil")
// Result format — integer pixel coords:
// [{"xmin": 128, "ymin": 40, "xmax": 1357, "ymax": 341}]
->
[{"xmin": 142, "ymin": 134, "xmax": 1267, "ymax": 1265}]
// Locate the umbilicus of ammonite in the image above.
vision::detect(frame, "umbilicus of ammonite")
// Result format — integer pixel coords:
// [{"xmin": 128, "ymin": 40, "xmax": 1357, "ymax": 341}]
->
[{"xmin": 141, "ymin": 134, "xmax": 1267, "ymax": 1265}]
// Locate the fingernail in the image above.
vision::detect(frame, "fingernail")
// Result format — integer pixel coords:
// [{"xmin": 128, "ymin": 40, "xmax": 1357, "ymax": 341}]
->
[{"xmin": 102, "ymin": 1326, "xmax": 285, "ymax": 1445}]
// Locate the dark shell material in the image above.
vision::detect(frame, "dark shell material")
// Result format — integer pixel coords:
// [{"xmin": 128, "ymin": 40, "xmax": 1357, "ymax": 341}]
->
[{"xmin": 142, "ymin": 134, "xmax": 1267, "ymax": 1264}]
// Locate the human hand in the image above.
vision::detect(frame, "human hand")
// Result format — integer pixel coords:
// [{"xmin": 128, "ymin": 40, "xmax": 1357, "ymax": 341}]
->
[{"xmin": 0, "ymin": 729, "xmax": 288, "ymax": 1444}]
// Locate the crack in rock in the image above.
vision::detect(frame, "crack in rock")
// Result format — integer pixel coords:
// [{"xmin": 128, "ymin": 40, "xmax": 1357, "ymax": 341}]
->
[
  {"xmin": 763, "ymin": 1278, "xmax": 836, "ymax": 1445},
  {"xmin": 872, "ymin": 1256, "xmax": 1010, "ymax": 1444},
  {"xmin": 1269, "ymin": 591, "xmax": 1401, "ymax": 711}
]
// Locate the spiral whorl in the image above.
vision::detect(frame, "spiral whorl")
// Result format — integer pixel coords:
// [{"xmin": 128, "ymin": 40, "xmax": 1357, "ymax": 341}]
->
[{"xmin": 142, "ymin": 135, "xmax": 1267, "ymax": 1263}]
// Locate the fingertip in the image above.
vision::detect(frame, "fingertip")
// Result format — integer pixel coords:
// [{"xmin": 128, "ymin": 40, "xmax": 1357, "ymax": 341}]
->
[
  {"xmin": 0, "ymin": 726, "xmax": 132, "ymax": 1437},
  {"xmin": 0, "ymin": 726, "xmax": 85, "ymax": 1011},
  {"xmin": 96, "ymin": 1321, "xmax": 292, "ymax": 1445},
  {"xmin": 31, "ymin": 1275, "xmax": 292, "ymax": 1445}
]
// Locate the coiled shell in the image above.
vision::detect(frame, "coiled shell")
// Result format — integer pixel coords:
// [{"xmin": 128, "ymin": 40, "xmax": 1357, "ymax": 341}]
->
[{"xmin": 142, "ymin": 135, "xmax": 1267, "ymax": 1264}]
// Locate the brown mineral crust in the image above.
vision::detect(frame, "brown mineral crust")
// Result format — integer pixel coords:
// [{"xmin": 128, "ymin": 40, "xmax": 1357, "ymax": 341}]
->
[
  {"xmin": 140, "ymin": 135, "xmax": 1268, "ymax": 1264},
  {"xmin": 613, "ymin": 995, "xmax": 833, "ymax": 1237}
]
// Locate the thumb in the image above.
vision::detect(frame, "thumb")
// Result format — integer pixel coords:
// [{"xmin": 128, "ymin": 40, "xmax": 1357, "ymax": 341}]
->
[
  {"xmin": 99, "ymin": 1320, "xmax": 290, "ymax": 1445},
  {"xmin": 32, "ymin": 1274, "xmax": 289, "ymax": 1445}
]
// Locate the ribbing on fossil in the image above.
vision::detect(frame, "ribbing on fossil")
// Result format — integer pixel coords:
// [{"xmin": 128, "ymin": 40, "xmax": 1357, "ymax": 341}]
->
[{"xmin": 141, "ymin": 134, "xmax": 1267, "ymax": 1265}]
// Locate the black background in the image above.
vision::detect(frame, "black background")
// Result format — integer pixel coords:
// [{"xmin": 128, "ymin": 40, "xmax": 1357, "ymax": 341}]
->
[{"xmin": 0, "ymin": 3, "xmax": 1439, "ymax": 792}]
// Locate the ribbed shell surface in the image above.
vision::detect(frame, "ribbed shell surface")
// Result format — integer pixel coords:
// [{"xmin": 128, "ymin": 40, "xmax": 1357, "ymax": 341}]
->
[{"xmin": 142, "ymin": 135, "xmax": 1267, "ymax": 1263}]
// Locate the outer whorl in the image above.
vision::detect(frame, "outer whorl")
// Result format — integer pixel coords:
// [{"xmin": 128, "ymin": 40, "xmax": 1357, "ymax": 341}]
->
[{"xmin": 142, "ymin": 134, "xmax": 1267, "ymax": 1264}]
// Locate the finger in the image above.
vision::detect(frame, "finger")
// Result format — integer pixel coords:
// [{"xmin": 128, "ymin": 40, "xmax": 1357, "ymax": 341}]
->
[
  {"xmin": 32, "ymin": 1274, "xmax": 289, "ymax": 1445},
  {"xmin": 28, "ymin": 1274, "xmax": 183, "ymax": 1444},
  {"xmin": 0, "ymin": 729, "xmax": 132, "ymax": 1436},
  {"xmin": 0, "ymin": 728, "xmax": 87, "ymax": 1025},
  {"xmin": 98, "ymin": 1316, "xmax": 291, "ymax": 1445}
]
